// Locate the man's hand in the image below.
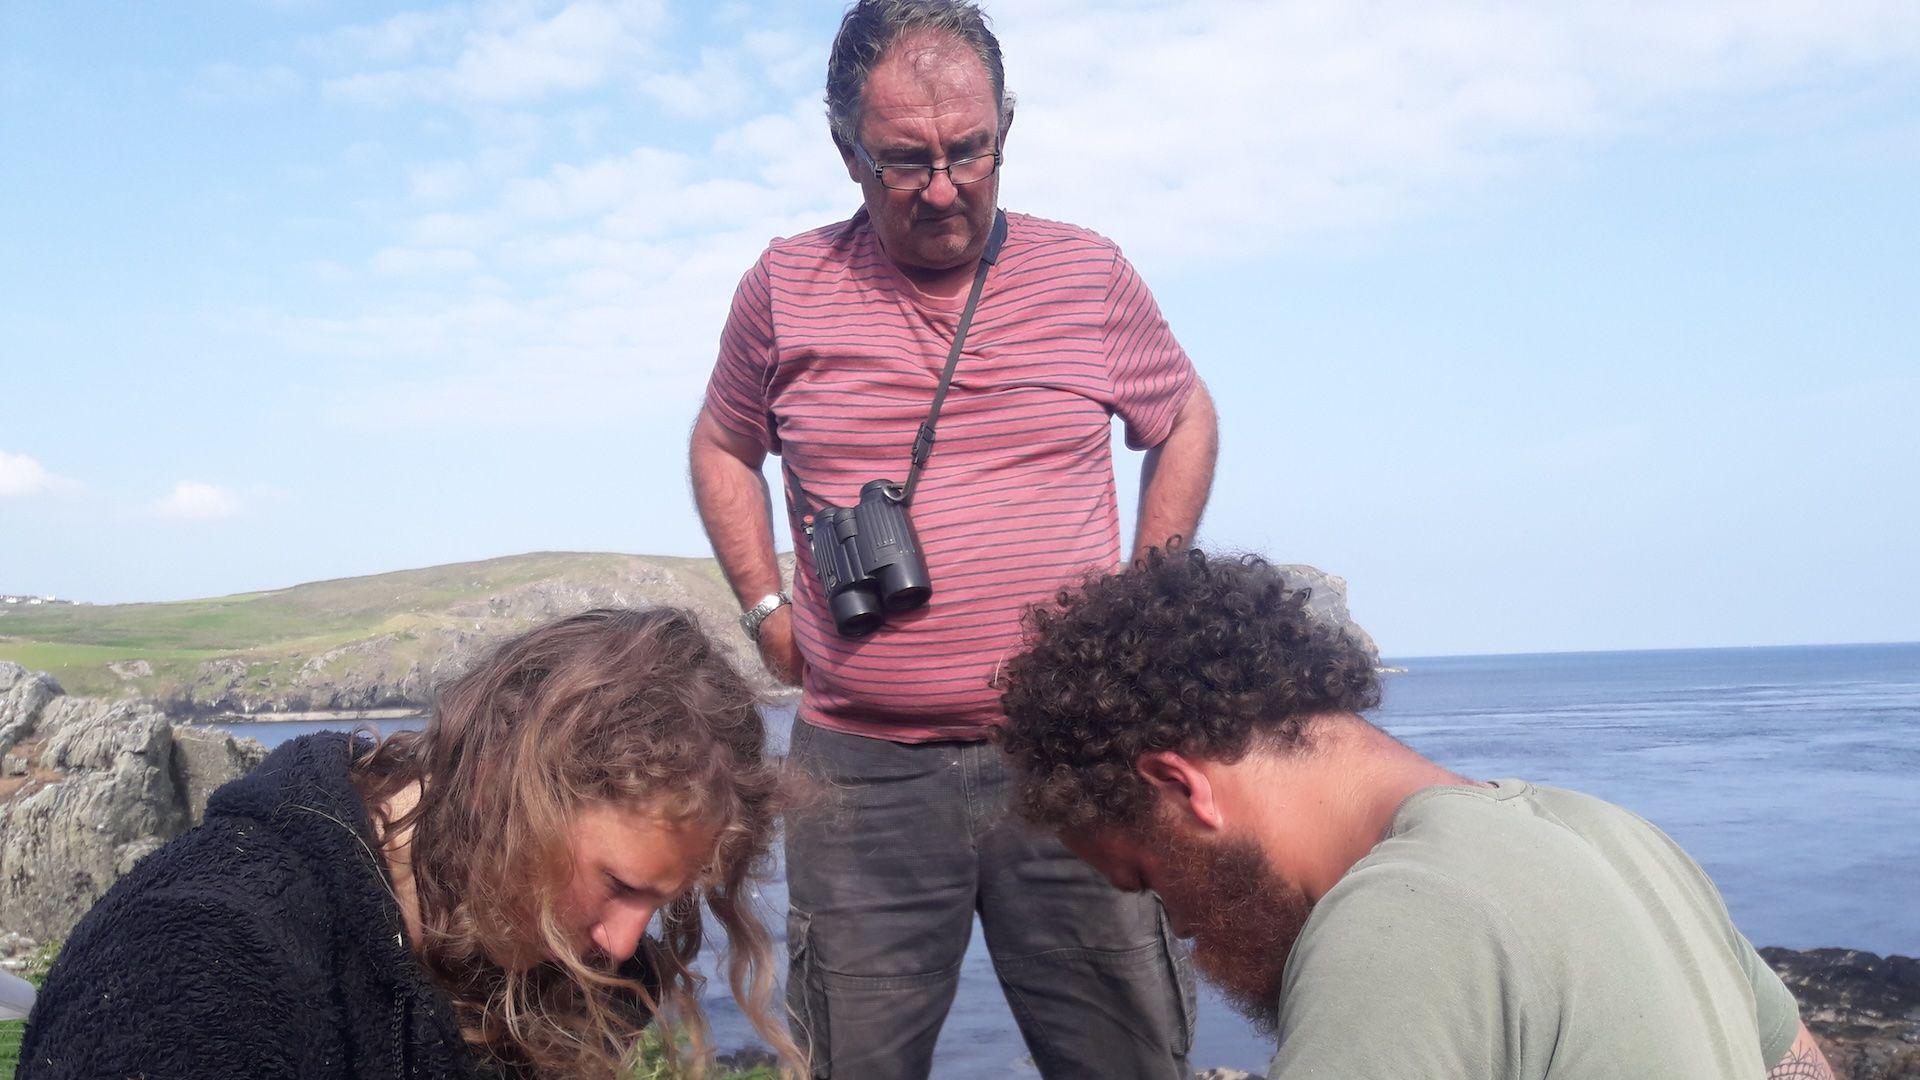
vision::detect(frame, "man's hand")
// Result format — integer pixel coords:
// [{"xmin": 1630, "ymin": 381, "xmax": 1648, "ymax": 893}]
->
[{"xmin": 755, "ymin": 605, "xmax": 804, "ymax": 686}]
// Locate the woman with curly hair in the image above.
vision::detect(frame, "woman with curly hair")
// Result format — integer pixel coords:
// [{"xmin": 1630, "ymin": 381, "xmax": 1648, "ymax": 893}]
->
[{"xmin": 19, "ymin": 607, "xmax": 803, "ymax": 1079}]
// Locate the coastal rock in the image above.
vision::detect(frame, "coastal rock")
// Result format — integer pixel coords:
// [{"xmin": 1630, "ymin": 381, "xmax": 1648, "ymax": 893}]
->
[
  {"xmin": 1763, "ymin": 947, "xmax": 1920, "ymax": 1080},
  {"xmin": 0, "ymin": 665, "xmax": 60, "ymax": 756},
  {"xmin": 0, "ymin": 662, "xmax": 266, "ymax": 943},
  {"xmin": 1277, "ymin": 563, "xmax": 1379, "ymax": 662},
  {"xmin": 172, "ymin": 723, "xmax": 269, "ymax": 820}
]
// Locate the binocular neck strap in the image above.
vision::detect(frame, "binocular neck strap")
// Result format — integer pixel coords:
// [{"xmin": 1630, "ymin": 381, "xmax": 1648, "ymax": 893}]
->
[
  {"xmin": 903, "ymin": 209, "xmax": 1008, "ymax": 506},
  {"xmin": 783, "ymin": 463, "xmax": 820, "ymax": 536},
  {"xmin": 785, "ymin": 209, "xmax": 1009, "ymax": 532}
]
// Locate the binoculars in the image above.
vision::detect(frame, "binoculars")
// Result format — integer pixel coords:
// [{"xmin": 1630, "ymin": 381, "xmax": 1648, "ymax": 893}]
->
[{"xmin": 807, "ymin": 480, "xmax": 934, "ymax": 637}]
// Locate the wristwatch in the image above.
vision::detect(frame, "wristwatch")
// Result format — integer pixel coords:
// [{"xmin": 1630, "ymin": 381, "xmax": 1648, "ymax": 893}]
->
[{"xmin": 740, "ymin": 592, "xmax": 791, "ymax": 640}]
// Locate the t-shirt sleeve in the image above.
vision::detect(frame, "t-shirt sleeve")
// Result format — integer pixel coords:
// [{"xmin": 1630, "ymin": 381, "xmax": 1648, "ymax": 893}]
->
[
  {"xmin": 1268, "ymin": 863, "xmax": 1542, "ymax": 1080},
  {"xmin": 702, "ymin": 254, "xmax": 781, "ymax": 453},
  {"xmin": 1735, "ymin": 936, "xmax": 1801, "ymax": 1067},
  {"xmin": 1101, "ymin": 250, "xmax": 1196, "ymax": 451},
  {"xmin": 1648, "ymin": 821, "xmax": 1802, "ymax": 1068}
]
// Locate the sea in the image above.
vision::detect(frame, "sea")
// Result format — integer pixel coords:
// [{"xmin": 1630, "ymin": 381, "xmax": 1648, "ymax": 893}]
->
[{"xmin": 217, "ymin": 641, "xmax": 1920, "ymax": 1077}]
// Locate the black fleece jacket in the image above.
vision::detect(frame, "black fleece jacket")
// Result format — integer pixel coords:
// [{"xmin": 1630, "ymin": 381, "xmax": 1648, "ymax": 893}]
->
[{"xmin": 18, "ymin": 732, "xmax": 480, "ymax": 1080}]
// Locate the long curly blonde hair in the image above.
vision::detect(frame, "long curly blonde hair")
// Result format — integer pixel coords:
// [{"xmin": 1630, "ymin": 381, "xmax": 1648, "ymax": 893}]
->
[{"xmin": 352, "ymin": 607, "xmax": 803, "ymax": 1077}]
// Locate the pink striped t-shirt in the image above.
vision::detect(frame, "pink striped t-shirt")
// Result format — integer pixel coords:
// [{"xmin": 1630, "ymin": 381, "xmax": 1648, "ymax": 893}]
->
[{"xmin": 704, "ymin": 208, "xmax": 1196, "ymax": 742}]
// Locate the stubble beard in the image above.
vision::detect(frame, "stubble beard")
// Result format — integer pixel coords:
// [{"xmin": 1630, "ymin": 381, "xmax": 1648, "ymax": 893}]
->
[{"xmin": 1156, "ymin": 826, "xmax": 1313, "ymax": 1036}]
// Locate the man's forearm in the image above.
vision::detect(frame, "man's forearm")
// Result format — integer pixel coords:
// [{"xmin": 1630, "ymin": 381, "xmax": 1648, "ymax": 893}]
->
[
  {"xmin": 1132, "ymin": 381, "xmax": 1219, "ymax": 561},
  {"xmin": 688, "ymin": 411, "xmax": 785, "ymax": 607}
]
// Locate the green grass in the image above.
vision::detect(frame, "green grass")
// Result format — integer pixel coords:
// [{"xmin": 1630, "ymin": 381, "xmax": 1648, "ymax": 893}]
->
[
  {"xmin": 0, "ymin": 641, "xmax": 228, "ymax": 698},
  {"xmin": 0, "ymin": 551, "xmax": 748, "ymax": 710},
  {"xmin": 0, "ymin": 941, "xmax": 57, "ymax": 1080},
  {"xmin": 632, "ymin": 1029, "xmax": 779, "ymax": 1079},
  {"xmin": 0, "ymin": 642, "xmax": 222, "ymax": 668},
  {"xmin": 1, "ymin": 554, "xmax": 600, "ymax": 651},
  {"xmin": 0, "ymin": 1012, "xmax": 19, "ymax": 1076}
]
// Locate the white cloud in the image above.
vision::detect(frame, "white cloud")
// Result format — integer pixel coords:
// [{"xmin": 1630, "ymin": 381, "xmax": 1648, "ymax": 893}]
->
[
  {"xmin": 308, "ymin": 9, "xmax": 472, "ymax": 66},
  {"xmin": 320, "ymin": 0, "xmax": 669, "ymax": 106},
  {"xmin": 246, "ymin": 87, "xmax": 854, "ymax": 426},
  {"xmin": 637, "ymin": 46, "xmax": 757, "ymax": 117},
  {"xmin": 992, "ymin": 0, "xmax": 1920, "ymax": 259},
  {"xmin": 155, "ymin": 482, "xmax": 243, "ymax": 520},
  {"xmin": 738, "ymin": 29, "xmax": 817, "ymax": 95},
  {"xmin": 405, "ymin": 211, "xmax": 502, "ymax": 248},
  {"xmin": 0, "ymin": 451, "xmax": 51, "ymax": 497},
  {"xmin": 407, "ymin": 159, "xmax": 476, "ymax": 200},
  {"xmin": 370, "ymin": 245, "xmax": 483, "ymax": 276},
  {"xmin": 187, "ymin": 63, "xmax": 302, "ymax": 103},
  {"xmin": 255, "ymin": 0, "xmax": 1920, "ymax": 429}
]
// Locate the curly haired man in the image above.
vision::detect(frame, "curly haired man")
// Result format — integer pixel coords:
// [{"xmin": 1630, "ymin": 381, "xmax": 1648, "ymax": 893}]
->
[{"xmin": 998, "ymin": 547, "xmax": 1836, "ymax": 1080}]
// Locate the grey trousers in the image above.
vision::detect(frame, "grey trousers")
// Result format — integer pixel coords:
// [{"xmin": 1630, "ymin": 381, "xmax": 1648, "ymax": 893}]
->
[{"xmin": 783, "ymin": 719, "xmax": 1196, "ymax": 1079}]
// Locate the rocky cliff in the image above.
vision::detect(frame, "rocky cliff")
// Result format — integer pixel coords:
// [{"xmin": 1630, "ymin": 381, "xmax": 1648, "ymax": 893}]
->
[{"xmin": 0, "ymin": 663, "xmax": 266, "ymax": 943}]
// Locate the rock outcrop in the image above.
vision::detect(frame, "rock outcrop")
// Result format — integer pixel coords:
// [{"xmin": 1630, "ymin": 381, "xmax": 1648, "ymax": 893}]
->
[
  {"xmin": 1277, "ymin": 563, "xmax": 1378, "ymax": 662},
  {"xmin": 0, "ymin": 662, "xmax": 266, "ymax": 943},
  {"xmin": 1765, "ymin": 947, "xmax": 1920, "ymax": 1080}
]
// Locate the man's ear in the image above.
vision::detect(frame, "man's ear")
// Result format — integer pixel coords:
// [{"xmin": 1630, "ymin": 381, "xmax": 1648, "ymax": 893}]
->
[
  {"xmin": 836, "ymin": 137, "xmax": 864, "ymax": 184},
  {"xmin": 1136, "ymin": 750, "xmax": 1224, "ymax": 832}
]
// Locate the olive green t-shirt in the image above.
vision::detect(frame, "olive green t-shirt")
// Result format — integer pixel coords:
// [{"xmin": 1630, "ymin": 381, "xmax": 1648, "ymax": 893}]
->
[{"xmin": 1268, "ymin": 780, "xmax": 1800, "ymax": 1079}]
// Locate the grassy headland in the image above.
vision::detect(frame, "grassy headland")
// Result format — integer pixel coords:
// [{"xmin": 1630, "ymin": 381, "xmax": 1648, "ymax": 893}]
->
[{"xmin": 0, "ymin": 552, "xmax": 754, "ymax": 711}]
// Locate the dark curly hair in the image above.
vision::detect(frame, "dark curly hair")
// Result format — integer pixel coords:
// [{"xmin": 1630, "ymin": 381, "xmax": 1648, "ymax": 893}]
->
[{"xmin": 998, "ymin": 546, "xmax": 1381, "ymax": 832}]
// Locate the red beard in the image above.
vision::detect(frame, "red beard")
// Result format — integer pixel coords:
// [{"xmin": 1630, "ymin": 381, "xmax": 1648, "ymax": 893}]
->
[{"xmin": 1153, "ymin": 826, "xmax": 1313, "ymax": 1035}]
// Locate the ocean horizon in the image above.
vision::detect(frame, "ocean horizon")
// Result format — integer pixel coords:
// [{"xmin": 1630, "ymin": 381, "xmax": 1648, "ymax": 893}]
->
[{"xmin": 1394, "ymin": 639, "xmax": 1919, "ymax": 661}]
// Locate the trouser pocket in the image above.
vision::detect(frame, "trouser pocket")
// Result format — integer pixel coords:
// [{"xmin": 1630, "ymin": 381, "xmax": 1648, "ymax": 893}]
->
[{"xmin": 786, "ymin": 907, "xmax": 831, "ymax": 1078}]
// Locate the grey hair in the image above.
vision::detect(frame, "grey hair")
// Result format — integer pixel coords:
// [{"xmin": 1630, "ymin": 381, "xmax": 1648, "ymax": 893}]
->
[{"xmin": 825, "ymin": 0, "xmax": 1015, "ymax": 150}]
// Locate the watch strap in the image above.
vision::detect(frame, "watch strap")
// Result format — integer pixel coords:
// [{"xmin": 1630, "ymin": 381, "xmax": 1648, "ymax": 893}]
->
[{"xmin": 740, "ymin": 592, "xmax": 791, "ymax": 639}]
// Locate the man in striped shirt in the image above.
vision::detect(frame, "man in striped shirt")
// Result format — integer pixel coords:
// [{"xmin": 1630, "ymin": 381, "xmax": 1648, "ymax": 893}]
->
[{"xmin": 689, "ymin": 2, "xmax": 1217, "ymax": 1076}]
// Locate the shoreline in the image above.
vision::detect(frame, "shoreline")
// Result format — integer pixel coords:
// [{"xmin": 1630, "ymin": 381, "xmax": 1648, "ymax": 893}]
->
[{"xmin": 202, "ymin": 708, "xmax": 426, "ymax": 724}]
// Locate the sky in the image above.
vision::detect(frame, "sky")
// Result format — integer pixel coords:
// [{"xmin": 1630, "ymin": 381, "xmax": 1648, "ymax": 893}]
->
[{"xmin": 2, "ymin": 0, "xmax": 1917, "ymax": 657}]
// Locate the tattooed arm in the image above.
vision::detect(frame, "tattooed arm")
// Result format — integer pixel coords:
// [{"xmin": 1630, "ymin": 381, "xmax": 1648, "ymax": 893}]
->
[{"xmin": 1768, "ymin": 1021, "xmax": 1836, "ymax": 1080}]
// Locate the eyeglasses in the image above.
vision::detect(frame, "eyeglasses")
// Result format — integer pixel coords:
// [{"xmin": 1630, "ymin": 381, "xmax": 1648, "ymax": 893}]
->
[{"xmin": 855, "ymin": 141, "xmax": 1003, "ymax": 191}]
